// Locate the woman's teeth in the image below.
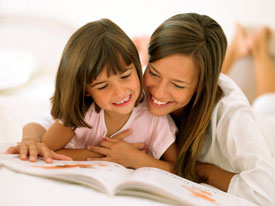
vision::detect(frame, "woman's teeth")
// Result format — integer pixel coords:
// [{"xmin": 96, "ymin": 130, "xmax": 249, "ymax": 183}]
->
[
  {"xmin": 152, "ymin": 96, "xmax": 168, "ymax": 105},
  {"xmin": 114, "ymin": 95, "xmax": 130, "ymax": 105}
]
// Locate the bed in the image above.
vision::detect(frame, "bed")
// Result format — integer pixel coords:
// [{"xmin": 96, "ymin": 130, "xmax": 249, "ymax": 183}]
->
[{"xmin": 0, "ymin": 14, "xmax": 268, "ymax": 206}]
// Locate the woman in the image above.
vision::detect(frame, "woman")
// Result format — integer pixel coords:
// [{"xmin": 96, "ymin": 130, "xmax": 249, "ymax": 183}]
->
[{"xmin": 6, "ymin": 13, "xmax": 275, "ymax": 205}]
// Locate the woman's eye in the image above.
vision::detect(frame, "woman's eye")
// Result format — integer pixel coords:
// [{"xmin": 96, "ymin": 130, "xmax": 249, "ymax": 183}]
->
[
  {"xmin": 149, "ymin": 70, "xmax": 158, "ymax": 77},
  {"xmin": 121, "ymin": 73, "xmax": 131, "ymax": 79},
  {"xmin": 173, "ymin": 83, "xmax": 185, "ymax": 89}
]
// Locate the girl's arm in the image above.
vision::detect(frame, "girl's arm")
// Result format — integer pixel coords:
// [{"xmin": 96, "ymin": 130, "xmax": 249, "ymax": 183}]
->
[
  {"xmin": 41, "ymin": 120, "xmax": 75, "ymax": 151},
  {"xmin": 88, "ymin": 138, "xmax": 177, "ymax": 173},
  {"xmin": 41, "ymin": 121, "xmax": 103, "ymax": 160},
  {"xmin": 6, "ymin": 123, "xmax": 71, "ymax": 162},
  {"xmin": 55, "ymin": 149, "xmax": 103, "ymax": 161}
]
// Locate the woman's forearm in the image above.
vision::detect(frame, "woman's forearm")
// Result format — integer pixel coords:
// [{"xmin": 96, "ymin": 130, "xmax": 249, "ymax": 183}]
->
[{"xmin": 196, "ymin": 162, "xmax": 235, "ymax": 192}]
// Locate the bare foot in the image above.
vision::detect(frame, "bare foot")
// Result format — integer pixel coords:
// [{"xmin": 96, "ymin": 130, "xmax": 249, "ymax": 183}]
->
[
  {"xmin": 228, "ymin": 23, "xmax": 251, "ymax": 61},
  {"xmin": 132, "ymin": 35, "xmax": 150, "ymax": 67},
  {"xmin": 249, "ymin": 26, "xmax": 271, "ymax": 58}
]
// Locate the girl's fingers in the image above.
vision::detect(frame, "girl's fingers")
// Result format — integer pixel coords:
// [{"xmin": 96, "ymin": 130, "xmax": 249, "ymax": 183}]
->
[
  {"xmin": 103, "ymin": 137, "xmax": 119, "ymax": 142},
  {"xmin": 131, "ymin": 143, "xmax": 146, "ymax": 150},
  {"xmin": 87, "ymin": 157, "xmax": 109, "ymax": 161},
  {"xmin": 112, "ymin": 129, "xmax": 132, "ymax": 140},
  {"xmin": 100, "ymin": 140, "xmax": 114, "ymax": 148},
  {"xmin": 38, "ymin": 144, "xmax": 53, "ymax": 163},
  {"xmin": 51, "ymin": 152, "xmax": 73, "ymax": 161},
  {"xmin": 28, "ymin": 143, "xmax": 38, "ymax": 162},
  {"xmin": 19, "ymin": 144, "xmax": 29, "ymax": 160},
  {"xmin": 90, "ymin": 146, "xmax": 110, "ymax": 156},
  {"xmin": 5, "ymin": 146, "xmax": 19, "ymax": 154}
]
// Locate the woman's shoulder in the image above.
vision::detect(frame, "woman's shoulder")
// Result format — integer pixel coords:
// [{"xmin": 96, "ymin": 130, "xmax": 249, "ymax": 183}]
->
[{"xmin": 217, "ymin": 74, "xmax": 250, "ymax": 107}]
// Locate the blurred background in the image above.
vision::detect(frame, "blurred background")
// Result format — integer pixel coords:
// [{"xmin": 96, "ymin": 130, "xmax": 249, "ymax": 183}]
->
[{"xmin": 0, "ymin": 0, "xmax": 275, "ymax": 143}]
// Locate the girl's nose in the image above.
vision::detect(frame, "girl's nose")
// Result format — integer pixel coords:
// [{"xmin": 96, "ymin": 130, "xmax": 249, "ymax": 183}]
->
[{"xmin": 113, "ymin": 83, "xmax": 125, "ymax": 97}]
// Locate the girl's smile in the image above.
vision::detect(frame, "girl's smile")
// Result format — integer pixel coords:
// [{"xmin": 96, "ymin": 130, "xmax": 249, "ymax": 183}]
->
[
  {"xmin": 86, "ymin": 64, "xmax": 140, "ymax": 116},
  {"xmin": 112, "ymin": 94, "xmax": 132, "ymax": 107}
]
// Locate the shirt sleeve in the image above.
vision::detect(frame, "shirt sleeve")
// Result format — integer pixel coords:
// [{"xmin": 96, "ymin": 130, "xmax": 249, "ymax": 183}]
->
[
  {"xmin": 147, "ymin": 115, "xmax": 177, "ymax": 159},
  {"xmin": 30, "ymin": 113, "xmax": 54, "ymax": 130},
  {"xmin": 215, "ymin": 104, "xmax": 275, "ymax": 205}
]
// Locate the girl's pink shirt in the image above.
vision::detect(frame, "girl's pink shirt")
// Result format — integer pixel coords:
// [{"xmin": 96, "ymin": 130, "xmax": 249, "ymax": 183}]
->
[{"xmin": 65, "ymin": 99, "xmax": 177, "ymax": 159}]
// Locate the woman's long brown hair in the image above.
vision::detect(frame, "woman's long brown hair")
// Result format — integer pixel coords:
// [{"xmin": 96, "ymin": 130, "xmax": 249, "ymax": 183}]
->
[{"xmin": 148, "ymin": 13, "xmax": 227, "ymax": 182}]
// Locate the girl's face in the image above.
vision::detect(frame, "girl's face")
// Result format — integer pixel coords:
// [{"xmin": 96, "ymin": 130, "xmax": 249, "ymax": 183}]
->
[
  {"xmin": 86, "ymin": 63, "xmax": 140, "ymax": 116},
  {"xmin": 144, "ymin": 54, "xmax": 199, "ymax": 117}
]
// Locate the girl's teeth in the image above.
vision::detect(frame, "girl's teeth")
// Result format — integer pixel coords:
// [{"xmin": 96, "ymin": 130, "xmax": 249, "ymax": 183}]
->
[
  {"xmin": 152, "ymin": 96, "xmax": 167, "ymax": 105},
  {"xmin": 115, "ymin": 95, "xmax": 130, "ymax": 105}
]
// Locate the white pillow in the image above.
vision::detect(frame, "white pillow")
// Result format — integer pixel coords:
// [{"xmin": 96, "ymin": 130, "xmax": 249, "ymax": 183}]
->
[{"xmin": 0, "ymin": 49, "xmax": 37, "ymax": 90}]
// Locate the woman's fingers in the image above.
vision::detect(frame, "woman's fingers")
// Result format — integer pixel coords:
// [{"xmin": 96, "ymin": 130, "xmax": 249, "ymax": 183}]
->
[{"xmin": 112, "ymin": 129, "xmax": 132, "ymax": 140}]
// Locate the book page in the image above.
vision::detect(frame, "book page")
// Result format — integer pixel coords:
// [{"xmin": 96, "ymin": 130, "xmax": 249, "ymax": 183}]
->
[
  {"xmin": 115, "ymin": 167, "xmax": 256, "ymax": 206},
  {"xmin": 0, "ymin": 154, "xmax": 132, "ymax": 195}
]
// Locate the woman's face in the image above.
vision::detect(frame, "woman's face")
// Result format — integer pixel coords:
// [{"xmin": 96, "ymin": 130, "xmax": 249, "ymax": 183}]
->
[{"xmin": 144, "ymin": 54, "xmax": 199, "ymax": 117}]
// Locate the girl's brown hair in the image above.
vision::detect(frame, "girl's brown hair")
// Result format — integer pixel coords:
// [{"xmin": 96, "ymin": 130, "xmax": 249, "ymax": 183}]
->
[
  {"xmin": 148, "ymin": 13, "xmax": 227, "ymax": 182},
  {"xmin": 51, "ymin": 19, "xmax": 143, "ymax": 128}
]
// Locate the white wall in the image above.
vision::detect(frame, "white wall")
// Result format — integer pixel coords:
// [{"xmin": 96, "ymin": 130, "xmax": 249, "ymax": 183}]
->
[
  {"xmin": 1, "ymin": 0, "xmax": 275, "ymax": 41},
  {"xmin": 1, "ymin": 0, "xmax": 275, "ymax": 103}
]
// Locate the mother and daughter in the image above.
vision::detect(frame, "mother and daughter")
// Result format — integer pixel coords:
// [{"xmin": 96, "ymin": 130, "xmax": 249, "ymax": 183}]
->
[{"xmin": 6, "ymin": 13, "xmax": 275, "ymax": 205}]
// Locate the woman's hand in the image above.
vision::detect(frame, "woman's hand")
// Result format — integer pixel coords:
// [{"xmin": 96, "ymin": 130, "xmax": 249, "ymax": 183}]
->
[
  {"xmin": 87, "ymin": 137, "xmax": 146, "ymax": 168},
  {"xmin": 5, "ymin": 138, "xmax": 72, "ymax": 163}
]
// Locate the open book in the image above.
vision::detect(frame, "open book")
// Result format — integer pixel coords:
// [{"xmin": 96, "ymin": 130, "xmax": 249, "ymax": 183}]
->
[{"xmin": 0, "ymin": 154, "xmax": 254, "ymax": 206}]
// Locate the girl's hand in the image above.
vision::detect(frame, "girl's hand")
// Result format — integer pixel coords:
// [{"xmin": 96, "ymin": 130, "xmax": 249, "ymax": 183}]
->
[
  {"xmin": 5, "ymin": 138, "xmax": 72, "ymax": 163},
  {"xmin": 87, "ymin": 137, "xmax": 146, "ymax": 168}
]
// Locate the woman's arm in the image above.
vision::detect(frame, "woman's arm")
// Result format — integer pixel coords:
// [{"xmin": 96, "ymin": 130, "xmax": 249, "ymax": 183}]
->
[{"xmin": 195, "ymin": 162, "xmax": 235, "ymax": 192}]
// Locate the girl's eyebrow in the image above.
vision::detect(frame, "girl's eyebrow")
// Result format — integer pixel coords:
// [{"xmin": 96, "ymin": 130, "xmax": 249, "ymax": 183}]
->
[
  {"xmin": 149, "ymin": 64, "xmax": 190, "ymax": 85},
  {"xmin": 90, "ymin": 65, "xmax": 133, "ymax": 87},
  {"xmin": 90, "ymin": 81, "xmax": 106, "ymax": 87}
]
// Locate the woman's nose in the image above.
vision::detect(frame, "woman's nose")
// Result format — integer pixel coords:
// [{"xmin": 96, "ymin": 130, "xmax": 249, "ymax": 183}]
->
[{"xmin": 151, "ymin": 80, "xmax": 167, "ymax": 100}]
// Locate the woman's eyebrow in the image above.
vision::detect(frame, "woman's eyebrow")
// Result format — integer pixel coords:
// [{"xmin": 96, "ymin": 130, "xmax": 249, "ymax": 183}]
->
[
  {"xmin": 148, "ymin": 64, "xmax": 161, "ymax": 75},
  {"xmin": 149, "ymin": 64, "xmax": 190, "ymax": 85}
]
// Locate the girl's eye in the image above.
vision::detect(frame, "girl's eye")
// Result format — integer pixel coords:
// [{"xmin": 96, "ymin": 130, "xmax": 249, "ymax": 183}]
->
[
  {"xmin": 173, "ymin": 83, "xmax": 185, "ymax": 89},
  {"xmin": 121, "ymin": 73, "xmax": 131, "ymax": 79},
  {"xmin": 149, "ymin": 70, "xmax": 158, "ymax": 77},
  {"xmin": 97, "ymin": 85, "xmax": 108, "ymax": 90}
]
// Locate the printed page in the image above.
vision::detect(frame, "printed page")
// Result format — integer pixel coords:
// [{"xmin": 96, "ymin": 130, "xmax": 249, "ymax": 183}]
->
[
  {"xmin": 115, "ymin": 167, "xmax": 256, "ymax": 206},
  {"xmin": 0, "ymin": 154, "xmax": 132, "ymax": 195}
]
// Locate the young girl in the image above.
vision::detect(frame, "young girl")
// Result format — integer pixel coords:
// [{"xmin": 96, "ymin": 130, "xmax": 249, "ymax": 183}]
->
[{"xmin": 39, "ymin": 18, "xmax": 177, "ymax": 172}]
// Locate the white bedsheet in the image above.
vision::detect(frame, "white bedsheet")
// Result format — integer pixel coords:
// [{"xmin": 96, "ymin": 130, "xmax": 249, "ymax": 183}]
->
[{"xmin": 0, "ymin": 146, "xmax": 169, "ymax": 206}]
